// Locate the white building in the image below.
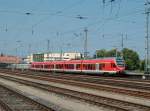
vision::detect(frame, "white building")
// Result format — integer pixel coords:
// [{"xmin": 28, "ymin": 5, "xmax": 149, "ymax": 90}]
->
[
  {"xmin": 26, "ymin": 52, "xmax": 82, "ymax": 63},
  {"xmin": 25, "ymin": 54, "xmax": 33, "ymax": 63},
  {"xmin": 44, "ymin": 52, "xmax": 82, "ymax": 61}
]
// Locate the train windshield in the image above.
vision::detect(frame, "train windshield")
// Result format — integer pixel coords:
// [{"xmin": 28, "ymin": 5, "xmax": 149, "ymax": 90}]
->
[{"xmin": 116, "ymin": 57, "xmax": 125, "ymax": 67}]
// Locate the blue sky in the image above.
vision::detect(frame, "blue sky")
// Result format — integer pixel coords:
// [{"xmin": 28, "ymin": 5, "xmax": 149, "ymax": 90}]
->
[{"xmin": 0, "ymin": 0, "xmax": 146, "ymax": 59}]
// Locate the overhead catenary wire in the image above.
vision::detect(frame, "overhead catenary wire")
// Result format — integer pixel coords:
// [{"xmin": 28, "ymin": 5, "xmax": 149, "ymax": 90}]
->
[
  {"xmin": 110, "ymin": 0, "xmax": 116, "ymax": 14},
  {"xmin": 30, "ymin": 0, "xmax": 87, "ymax": 28},
  {"xmin": 115, "ymin": 0, "xmax": 122, "ymax": 17},
  {"xmin": 57, "ymin": 9, "xmax": 143, "ymax": 39},
  {"xmin": 0, "ymin": 1, "xmax": 141, "ymax": 36},
  {"xmin": 27, "ymin": 0, "xmax": 87, "ymax": 35},
  {"xmin": 0, "ymin": 0, "xmax": 145, "ymax": 57},
  {"xmin": 0, "ymin": 0, "xmax": 87, "ymax": 35}
]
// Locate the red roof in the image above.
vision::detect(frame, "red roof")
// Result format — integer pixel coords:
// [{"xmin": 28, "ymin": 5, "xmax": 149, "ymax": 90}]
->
[{"xmin": 0, "ymin": 56, "xmax": 21, "ymax": 64}]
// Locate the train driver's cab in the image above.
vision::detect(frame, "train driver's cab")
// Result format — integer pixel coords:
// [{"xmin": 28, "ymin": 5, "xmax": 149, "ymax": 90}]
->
[{"xmin": 115, "ymin": 57, "xmax": 125, "ymax": 68}]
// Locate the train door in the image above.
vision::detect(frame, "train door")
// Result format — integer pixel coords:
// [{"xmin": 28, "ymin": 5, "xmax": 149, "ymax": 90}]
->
[
  {"xmin": 74, "ymin": 64, "xmax": 76, "ymax": 71},
  {"xmin": 96, "ymin": 63, "xmax": 99, "ymax": 72}
]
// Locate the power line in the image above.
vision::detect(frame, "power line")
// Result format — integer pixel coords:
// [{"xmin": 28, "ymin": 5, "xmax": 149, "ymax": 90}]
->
[
  {"xmin": 115, "ymin": 0, "xmax": 122, "ymax": 17},
  {"xmin": 59, "ymin": 9, "xmax": 143, "ymax": 37},
  {"xmin": 30, "ymin": 0, "xmax": 86, "ymax": 28}
]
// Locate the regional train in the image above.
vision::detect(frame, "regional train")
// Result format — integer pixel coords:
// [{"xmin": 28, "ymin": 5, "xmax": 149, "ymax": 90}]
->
[{"xmin": 31, "ymin": 57, "xmax": 125, "ymax": 75}]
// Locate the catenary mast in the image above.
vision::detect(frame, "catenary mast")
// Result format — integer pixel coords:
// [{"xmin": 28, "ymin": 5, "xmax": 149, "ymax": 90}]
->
[{"xmin": 145, "ymin": 0, "xmax": 150, "ymax": 74}]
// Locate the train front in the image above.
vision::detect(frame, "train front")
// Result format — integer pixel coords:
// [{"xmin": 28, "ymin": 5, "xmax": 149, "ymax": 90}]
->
[{"xmin": 115, "ymin": 57, "xmax": 125, "ymax": 74}]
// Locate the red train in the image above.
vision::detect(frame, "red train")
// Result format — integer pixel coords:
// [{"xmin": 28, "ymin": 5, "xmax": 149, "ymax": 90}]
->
[{"xmin": 31, "ymin": 57, "xmax": 125, "ymax": 75}]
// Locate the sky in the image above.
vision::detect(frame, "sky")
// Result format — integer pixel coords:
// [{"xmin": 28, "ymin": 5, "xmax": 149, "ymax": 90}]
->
[{"xmin": 0, "ymin": 0, "xmax": 147, "ymax": 59}]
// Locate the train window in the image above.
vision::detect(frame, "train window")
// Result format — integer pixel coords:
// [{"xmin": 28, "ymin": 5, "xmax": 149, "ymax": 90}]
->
[
  {"xmin": 35, "ymin": 65, "xmax": 42, "ymax": 68},
  {"xmin": 65, "ymin": 64, "xmax": 68, "ymax": 69},
  {"xmin": 99, "ymin": 64, "xmax": 105, "ymax": 70},
  {"xmin": 83, "ymin": 64, "xmax": 88, "ymax": 70},
  {"xmin": 44, "ymin": 65, "xmax": 46, "ymax": 68},
  {"xmin": 88, "ymin": 64, "xmax": 95, "ymax": 70},
  {"xmin": 56, "ymin": 64, "xmax": 59, "ymax": 69},
  {"xmin": 65, "ymin": 64, "xmax": 74, "ymax": 69},
  {"xmin": 111, "ymin": 63, "xmax": 116, "ymax": 68},
  {"xmin": 88, "ymin": 64, "xmax": 90, "ymax": 70},
  {"xmin": 102, "ymin": 64, "xmax": 105, "ymax": 68},
  {"xmin": 83, "ymin": 64, "xmax": 96, "ymax": 70},
  {"xmin": 61, "ymin": 64, "xmax": 63, "ymax": 69},
  {"xmin": 92, "ymin": 64, "xmax": 96, "ymax": 70},
  {"xmin": 35, "ymin": 65, "xmax": 37, "ymax": 68},
  {"xmin": 41, "ymin": 65, "xmax": 44, "ymax": 68},
  {"xmin": 69, "ymin": 64, "xmax": 74, "ymax": 69},
  {"xmin": 39, "ymin": 65, "xmax": 42, "ymax": 68},
  {"xmin": 116, "ymin": 57, "xmax": 125, "ymax": 67},
  {"xmin": 64, "ymin": 64, "xmax": 67, "ymax": 69},
  {"xmin": 56, "ymin": 64, "xmax": 63, "ymax": 69},
  {"xmin": 83, "ymin": 64, "xmax": 87, "ymax": 70},
  {"xmin": 50, "ymin": 65, "xmax": 54, "ymax": 69},
  {"xmin": 36, "ymin": 65, "xmax": 38, "ymax": 68},
  {"xmin": 76, "ymin": 64, "xmax": 81, "ymax": 70},
  {"xmin": 44, "ymin": 65, "xmax": 50, "ymax": 68}
]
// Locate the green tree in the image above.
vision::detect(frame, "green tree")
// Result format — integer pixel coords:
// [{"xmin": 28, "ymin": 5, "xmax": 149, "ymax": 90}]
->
[
  {"xmin": 94, "ymin": 49, "xmax": 121, "ymax": 58},
  {"xmin": 140, "ymin": 60, "xmax": 145, "ymax": 71},
  {"xmin": 95, "ymin": 49, "xmax": 107, "ymax": 58},
  {"xmin": 94, "ymin": 48, "xmax": 140, "ymax": 70},
  {"xmin": 123, "ymin": 48, "xmax": 140, "ymax": 70},
  {"xmin": 107, "ymin": 49, "xmax": 121, "ymax": 57}
]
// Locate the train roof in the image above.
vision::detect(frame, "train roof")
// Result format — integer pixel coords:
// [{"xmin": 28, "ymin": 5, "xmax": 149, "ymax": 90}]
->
[{"xmin": 32, "ymin": 58, "xmax": 118, "ymax": 64}]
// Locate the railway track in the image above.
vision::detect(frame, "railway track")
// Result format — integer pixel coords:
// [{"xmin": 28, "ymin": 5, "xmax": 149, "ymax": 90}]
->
[
  {"xmin": 1, "ymin": 70, "xmax": 150, "ymax": 98},
  {"xmin": 12, "ymin": 74, "xmax": 150, "ymax": 99},
  {"xmin": 0, "ymin": 84, "xmax": 53, "ymax": 111},
  {"xmin": 2, "ymin": 69, "xmax": 150, "ymax": 93},
  {"xmin": 43, "ymin": 74, "xmax": 150, "ymax": 91},
  {"xmin": 23, "ymin": 71, "xmax": 150, "ymax": 91},
  {"xmin": 0, "ymin": 74, "xmax": 150, "ymax": 111}
]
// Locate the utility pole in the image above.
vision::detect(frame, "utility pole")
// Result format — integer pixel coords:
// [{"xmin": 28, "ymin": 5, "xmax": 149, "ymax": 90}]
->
[
  {"xmin": 28, "ymin": 44, "xmax": 31, "ymax": 55},
  {"xmin": 16, "ymin": 40, "xmax": 21, "ymax": 57},
  {"xmin": 112, "ymin": 45, "xmax": 118, "ymax": 58},
  {"xmin": 121, "ymin": 34, "xmax": 124, "ymax": 58},
  {"xmin": 84, "ymin": 27, "xmax": 88, "ymax": 59},
  {"xmin": 145, "ymin": 1, "xmax": 150, "ymax": 74},
  {"xmin": 116, "ymin": 48, "xmax": 118, "ymax": 58},
  {"xmin": 47, "ymin": 39, "xmax": 50, "ymax": 52},
  {"xmin": 56, "ymin": 32, "xmax": 63, "ymax": 60},
  {"xmin": 5, "ymin": 24, "xmax": 8, "ymax": 32}
]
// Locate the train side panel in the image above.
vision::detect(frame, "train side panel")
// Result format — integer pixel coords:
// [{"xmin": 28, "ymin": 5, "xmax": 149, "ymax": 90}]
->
[{"xmin": 30, "ymin": 58, "xmax": 125, "ymax": 75}]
